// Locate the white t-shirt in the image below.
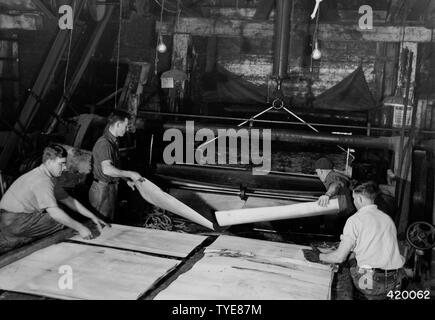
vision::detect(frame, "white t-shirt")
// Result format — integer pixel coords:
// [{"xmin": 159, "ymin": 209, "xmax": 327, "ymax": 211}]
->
[
  {"xmin": 0, "ymin": 165, "xmax": 68, "ymax": 213},
  {"xmin": 340, "ymin": 204, "xmax": 405, "ymax": 270}
]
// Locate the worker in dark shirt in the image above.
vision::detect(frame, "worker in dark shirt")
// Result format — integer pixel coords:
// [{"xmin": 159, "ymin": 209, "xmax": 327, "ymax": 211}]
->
[
  {"xmin": 313, "ymin": 157, "xmax": 356, "ymax": 300},
  {"xmin": 315, "ymin": 157, "xmax": 356, "ymax": 219},
  {"xmin": 89, "ymin": 110, "xmax": 142, "ymax": 221}
]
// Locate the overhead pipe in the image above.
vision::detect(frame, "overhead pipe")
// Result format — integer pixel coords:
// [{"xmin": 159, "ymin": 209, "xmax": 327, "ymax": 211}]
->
[
  {"xmin": 138, "ymin": 110, "xmax": 435, "ymax": 135},
  {"xmin": 167, "ymin": 179, "xmax": 320, "ymax": 202},
  {"xmin": 224, "ymin": 105, "xmax": 369, "ymax": 124},
  {"xmin": 161, "ymin": 122, "xmax": 435, "ymax": 181},
  {"xmin": 163, "ymin": 122, "xmax": 400, "ymax": 151}
]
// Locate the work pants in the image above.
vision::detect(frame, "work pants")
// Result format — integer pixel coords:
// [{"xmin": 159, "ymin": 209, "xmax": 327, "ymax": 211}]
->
[
  {"xmin": 89, "ymin": 180, "xmax": 118, "ymax": 222},
  {"xmin": 0, "ymin": 209, "xmax": 63, "ymax": 254}
]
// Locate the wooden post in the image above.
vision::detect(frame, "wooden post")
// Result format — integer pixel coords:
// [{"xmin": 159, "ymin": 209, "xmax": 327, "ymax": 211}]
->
[
  {"xmin": 0, "ymin": 37, "xmax": 19, "ymax": 118},
  {"xmin": 395, "ymin": 50, "xmax": 416, "ymax": 234},
  {"xmin": 172, "ymin": 33, "xmax": 190, "ymax": 72},
  {"xmin": 205, "ymin": 36, "xmax": 217, "ymax": 73},
  {"xmin": 129, "ymin": 62, "xmax": 151, "ymax": 133},
  {"xmin": 170, "ymin": 33, "xmax": 190, "ymax": 113},
  {"xmin": 11, "ymin": 39, "xmax": 19, "ymax": 112},
  {"xmin": 384, "ymin": 43, "xmax": 400, "ymax": 97},
  {"xmin": 0, "ymin": 40, "xmax": 7, "ymax": 114},
  {"xmin": 374, "ymin": 43, "xmax": 386, "ymax": 102},
  {"xmin": 398, "ymin": 42, "xmax": 418, "ymax": 102},
  {"xmin": 432, "ymin": 181, "xmax": 435, "ymax": 279}
]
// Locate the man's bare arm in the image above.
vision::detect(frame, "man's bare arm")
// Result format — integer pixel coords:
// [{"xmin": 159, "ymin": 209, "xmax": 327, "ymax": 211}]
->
[
  {"xmin": 46, "ymin": 207, "xmax": 92, "ymax": 239},
  {"xmin": 327, "ymin": 181, "xmax": 344, "ymax": 196},
  {"xmin": 101, "ymin": 160, "xmax": 141, "ymax": 181},
  {"xmin": 318, "ymin": 181, "xmax": 344, "ymax": 206},
  {"xmin": 59, "ymin": 196, "xmax": 110, "ymax": 231},
  {"xmin": 319, "ymin": 239, "xmax": 353, "ymax": 264}
]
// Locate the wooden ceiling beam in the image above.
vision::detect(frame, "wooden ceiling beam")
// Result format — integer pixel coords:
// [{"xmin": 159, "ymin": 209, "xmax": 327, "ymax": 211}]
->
[
  {"xmin": 31, "ymin": 0, "xmax": 56, "ymax": 19},
  {"xmin": 0, "ymin": 13, "xmax": 41, "ymax": 30},
  {"xmin": 0, "ymin": 0, "xmax": 37, "ymax": 11},
  {"xmin": 157, "ymin": 17, "xmax": 435, "ymax": 43}
]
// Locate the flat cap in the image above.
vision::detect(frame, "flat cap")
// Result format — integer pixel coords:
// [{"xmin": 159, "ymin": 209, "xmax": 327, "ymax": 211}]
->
[{"xmin": 314, "ymin": 157, "xmax": 333, "ymax": 170}]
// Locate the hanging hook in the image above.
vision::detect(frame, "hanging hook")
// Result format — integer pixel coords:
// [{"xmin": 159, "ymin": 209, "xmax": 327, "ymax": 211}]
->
[{"xmin": 272, "ymin": 98, "xmax": 284, "ymax": 110}]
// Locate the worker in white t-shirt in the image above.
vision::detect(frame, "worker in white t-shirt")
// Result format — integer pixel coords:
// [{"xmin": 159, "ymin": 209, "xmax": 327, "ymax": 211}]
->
[{"xmin": 317, "ymin": 181, "xmax": 405, "ymax": 299}]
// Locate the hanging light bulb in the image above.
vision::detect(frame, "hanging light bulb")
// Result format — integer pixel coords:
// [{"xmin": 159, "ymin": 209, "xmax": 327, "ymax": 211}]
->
[
  {"xmin": 312, "ymin": 40, "xmax": 321, "ymax": 60},
  {"xmin": 157, "ymin": 34, "xmax": 167, "ymax": 53}
]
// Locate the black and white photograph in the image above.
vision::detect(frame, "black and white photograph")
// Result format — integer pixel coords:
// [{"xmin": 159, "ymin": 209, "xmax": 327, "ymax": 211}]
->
[{"xmin": 0, "ymin": 0, "xmax": 434, "ymax": 307}]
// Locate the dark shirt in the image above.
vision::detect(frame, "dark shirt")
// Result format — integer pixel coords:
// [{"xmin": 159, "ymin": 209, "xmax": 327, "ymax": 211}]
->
[
  {"xmin": 323, "ymin": 170, "xmax": 355, "ymax": 217},
  {"xmin": 323, "ymin": 170, "xmax": 350, "ymax": 192},
  {"xmin": 92, "ymin": 129, "xmax": 120, "ymax": 183}
]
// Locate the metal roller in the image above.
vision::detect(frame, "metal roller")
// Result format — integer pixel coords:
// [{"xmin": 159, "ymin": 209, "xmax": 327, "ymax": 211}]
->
[{"xmin": 215, "ymin": 198, "xmax": 340, "ymax": 227}]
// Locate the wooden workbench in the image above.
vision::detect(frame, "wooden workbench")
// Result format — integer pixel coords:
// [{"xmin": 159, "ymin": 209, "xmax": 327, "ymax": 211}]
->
[{"xmin": 0, "ymin": 225, "xmax": 334, "ymax": 300}]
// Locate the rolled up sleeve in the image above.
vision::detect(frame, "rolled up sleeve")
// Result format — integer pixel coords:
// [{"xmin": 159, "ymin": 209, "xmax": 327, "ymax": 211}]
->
[
  {"xmin": 54, "ymin": 184, "xmax": 69, "ymax": 201},
  {"xmin": 95, "ymin": 140, "xmax": 114, "ymax": 163},
  {"xmin": 34, "ymin": 181, "xmax": 58, "ymax": 210},
  {"xmin": 340, "ymin": 218, "xmax": 358, "ymax": 250}
]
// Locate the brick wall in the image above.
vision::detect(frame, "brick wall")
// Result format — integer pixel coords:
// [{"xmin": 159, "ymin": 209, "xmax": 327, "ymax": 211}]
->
[
  {"xmin": 216, "ymin": 36, "xmax": 377, "ymax": 98},
  {"xmin": 194, "ymin": 2, "xmax": 380, "ymax": 102}
]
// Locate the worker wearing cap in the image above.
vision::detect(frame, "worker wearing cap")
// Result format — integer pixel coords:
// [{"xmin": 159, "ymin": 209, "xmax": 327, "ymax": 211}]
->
[
  {"xmin": 317, "ymin": 182, "xmax": 405, "ymax": 299},
  {"xmin": 313, "ymin": 157, "xmax": 356, "ymax": 299},
  {"xmin": 89, "ymin": 110, "xmax": 142, "ymax": 222},
  {"xmin": 0, "ymin": 144, "xmax": 109, "ymax": 253},
  {"xmin": 314, "ymin": 157, "xmax": 356, "ymax": 222}
]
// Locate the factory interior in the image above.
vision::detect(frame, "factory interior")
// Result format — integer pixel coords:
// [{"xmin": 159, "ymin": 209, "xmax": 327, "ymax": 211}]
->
[{"xmin": 0, "ymin": 0, "xmax": 434, "ymax": 301}]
